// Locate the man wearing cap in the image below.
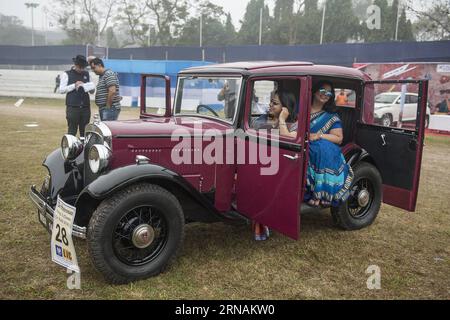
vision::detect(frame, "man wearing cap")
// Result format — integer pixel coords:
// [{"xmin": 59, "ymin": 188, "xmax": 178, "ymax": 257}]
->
[{"xmin": 59, "ymin": 55, "xmax": 95, "ymax": 138}]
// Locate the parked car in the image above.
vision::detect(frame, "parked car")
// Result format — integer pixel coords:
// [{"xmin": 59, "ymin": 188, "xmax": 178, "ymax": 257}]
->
[
  {"xmin": 374, "ymin": 92, "xmax": 431, "ymax": 128},
  {"xmin": 30, "ymin": 62, "xmax": 429, "ymax": 284}
]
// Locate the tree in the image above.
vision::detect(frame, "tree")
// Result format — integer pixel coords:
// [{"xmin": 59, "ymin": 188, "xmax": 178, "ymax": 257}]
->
[
  {"xmin": 115, "ymin": 0, "xmax": 150, "ymax": 47},
  {"xmin": 106, "ymin": 27, "xmax": 120, "ymax": 47},
  {"xmin": 407, "ymin": 0, "xmax": 450, "ymax": 41},
  {"xmin": 176, "ymin": 0, "xmax": 229, "ymax": 46},
  {"xmin": 321, "ymin": 0, "xmax": 361, "ymax": 43},
  {"xmin": 237, "ymin": 0, "xmax": 271, "ymax": 45},
  {"xmin": 145, "ymin": 0, "xmax": 189, "ymax": 46},
  {"xmin": 397, "ymin": 7, "xmax": 415, "ymax": 41},
  {"xmin": 296, "ymin": 0, "xmax": 322, "ymax": 44},
  {"xmin": 0, "ymin": 13, "xmax": 45, "ymax": 45},
  {"xmin": 52, "ymin": 0, "xmax": 118, "ymax": 45},
  {"xmin": 223, "ymin": 13, "xmax": 237, "ymax": 45}
]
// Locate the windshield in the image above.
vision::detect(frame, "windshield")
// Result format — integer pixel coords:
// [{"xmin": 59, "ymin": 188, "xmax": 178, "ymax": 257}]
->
[
  {"xmin": 375, "ymin": 93, "xmax": 398, "ymax": 104},
  {"xmin": 175, "ymin": 76, "xmax": 242, "ymax": 122}
]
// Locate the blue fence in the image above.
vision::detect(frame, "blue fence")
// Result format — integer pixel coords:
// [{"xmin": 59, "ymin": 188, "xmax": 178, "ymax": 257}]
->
[
  {"xmin": 0, "ymin": 41, "xmax": 449, "ymax": 67},
  {"xmin": 103, "ymin": 59, "xmax": 212, "ymax": 107}
]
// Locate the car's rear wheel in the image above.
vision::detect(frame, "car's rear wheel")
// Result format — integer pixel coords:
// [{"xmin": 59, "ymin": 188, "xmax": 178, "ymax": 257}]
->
[
  {"xmin": 87, "ymin": 183, "xmax": 184, "ymax": 284},
  {"xmin": 331, "ymin": 162, "xmax": 382, "ymax": 230}
]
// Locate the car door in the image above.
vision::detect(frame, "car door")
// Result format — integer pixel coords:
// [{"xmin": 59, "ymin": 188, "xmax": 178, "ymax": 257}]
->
[
  {"xmin": 235, "ymin": 76, "xmax": 311, "ymax": 240},
  {"xmin": 358, "ymin": 79, "xmax": 428, "ymax": 211}
]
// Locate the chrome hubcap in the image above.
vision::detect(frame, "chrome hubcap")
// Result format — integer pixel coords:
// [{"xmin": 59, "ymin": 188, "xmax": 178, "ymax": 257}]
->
[
  {"xmin": 132, "ymin": 224, "xmax": 155, "ymax": 249},
  {"xmin": 357, "ymin": 189, "xmax": 370, "ymax": 207}
]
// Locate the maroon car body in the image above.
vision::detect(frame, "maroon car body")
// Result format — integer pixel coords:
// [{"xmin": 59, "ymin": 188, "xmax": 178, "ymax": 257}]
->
[{"xmin": 30, "ymin": 61, "xmax": 429, "ymax": 283}]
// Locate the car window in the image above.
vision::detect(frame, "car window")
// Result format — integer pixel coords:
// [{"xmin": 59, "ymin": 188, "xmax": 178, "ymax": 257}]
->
[
  {"xmin": 175, "ymin": 76, "xmax": 242, "ymax": 122},
  {"xmin": 363, "ymin": 83, "xmax": 421, "ymax": 131},
  {"xmin": 248, "ymin": 79, "xmax": 300, "ymax": 140},
  {"xmin": 335, "ymin": 89, "xmax": 356, "ymax": 108},
  {"xmin": 408, "ymin": 95, "xmax": 419, "ymax": 104}
]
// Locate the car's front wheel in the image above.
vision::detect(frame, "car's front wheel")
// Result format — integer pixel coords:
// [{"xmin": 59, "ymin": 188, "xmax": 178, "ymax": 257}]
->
[
  {"xmin": 331, "ymin": 162, "xmax": 382, "ymax": 231},
  {"xmin": 87, "ymin": 183, "xmax": 184, "ymax": 284}
]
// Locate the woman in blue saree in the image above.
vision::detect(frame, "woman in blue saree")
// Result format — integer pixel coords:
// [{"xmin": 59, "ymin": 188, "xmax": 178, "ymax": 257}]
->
[{"xmin": 279, "ymin": 80, "xmax": 353, "ymax": 207}]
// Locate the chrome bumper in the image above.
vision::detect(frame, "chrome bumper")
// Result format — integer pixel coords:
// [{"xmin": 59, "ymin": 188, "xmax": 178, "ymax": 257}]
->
[{"xmin": 29, "ymin": 185, "xmax": 87, "ymax": 239}]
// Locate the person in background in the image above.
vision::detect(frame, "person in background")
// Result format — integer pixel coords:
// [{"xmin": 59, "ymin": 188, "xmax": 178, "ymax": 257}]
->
[
  {"xmin": 217, "ymin": 80, "xmax": 237, "ymax": 119},
  {"xmin": 59, "ymin": 55, "xmax": 95, "ymax": 138},
  {"xmin": 54, "ymin": 74, "xmax": 60, "ymax": 93},
  {"xmin": 335, "ymin": 89, "xmax": 348, "ymax": 106},
  {"xmin": 90, "ymin": 58, "xmax": 121, "ymax": 121}
]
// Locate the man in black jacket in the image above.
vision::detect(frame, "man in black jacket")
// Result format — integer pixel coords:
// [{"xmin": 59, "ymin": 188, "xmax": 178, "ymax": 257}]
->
[{"xmin": 59, "ymin": 55, "xmax": 95, "ymax": 138}]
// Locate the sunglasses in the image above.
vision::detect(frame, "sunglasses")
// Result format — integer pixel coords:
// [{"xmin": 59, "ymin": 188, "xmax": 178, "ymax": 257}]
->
[{"xmin": 319, "ymin": 88, "xmax": 333, "ymax": 98}]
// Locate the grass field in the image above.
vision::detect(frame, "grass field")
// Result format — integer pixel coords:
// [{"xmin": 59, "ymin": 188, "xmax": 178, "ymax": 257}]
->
[{"xmin": 0, "ymin": 97, "xmax": 449, "ymax": 300}]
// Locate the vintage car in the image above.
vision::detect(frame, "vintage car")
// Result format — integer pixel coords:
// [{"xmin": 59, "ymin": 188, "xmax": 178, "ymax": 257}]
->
[{"xmin": 30, "ymin": 62, "xmax": 429, "ymax": 284}]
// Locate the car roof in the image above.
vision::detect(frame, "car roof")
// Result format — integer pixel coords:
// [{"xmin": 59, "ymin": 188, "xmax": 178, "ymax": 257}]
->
[
  {"xmin": 180, "ymin": 61, "xmax": 371, "ymax": 81},
  {"xmin": 378, "ymin": 92, "xmax": 418, "ymax": 95}
]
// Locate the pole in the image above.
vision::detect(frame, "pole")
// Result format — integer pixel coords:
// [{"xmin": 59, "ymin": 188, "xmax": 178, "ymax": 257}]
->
[
  {"xmin": 43, "ymin": 8, "xmax": 48, "ymax": 45},
  {"xmin": 259, "ymin": 8, "xmax": 263, "ymax": 46},
  {"xmin": 31, "ymin": 6, "xmax": 35, "ymax": 46},
  {"xmin": 148, "ymin": 24, "xmax": 151, "ymax": 47},
  {"xmin": 395, "ymin": 0, "xmax": 401, "ymax": 41},
  {"xmin": 200, "ymin": 15, "xmax": 203, "ymax": 47},
  {"xmin": 25, "ymin": 3, "xmax": 39, "ymax": 46},
  {"xmin": 320, "ymin": 0, "xmax": 327, "ymax": 45}
]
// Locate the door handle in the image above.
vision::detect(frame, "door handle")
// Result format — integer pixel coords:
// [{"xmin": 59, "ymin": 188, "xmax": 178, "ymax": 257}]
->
[
  {"xmin": 381, "ymin": 134, "xmax": 387, "ymax": 146},
  {"xmin": 283, "ymin": 154, "xmax": 299, "ymax": 161}
]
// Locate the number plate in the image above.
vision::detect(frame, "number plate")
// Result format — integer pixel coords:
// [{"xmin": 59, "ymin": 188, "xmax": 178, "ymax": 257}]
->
[{"xmin": 50, "ymin": 196, "xmax": 80, "ymax": 273}]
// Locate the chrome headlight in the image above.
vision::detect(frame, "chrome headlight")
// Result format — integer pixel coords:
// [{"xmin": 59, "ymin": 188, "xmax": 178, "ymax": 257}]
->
[
  {"xmin": 61, "ymin": 134, "xmax": 84, "ymax": 161},
  {"xmin": 88, "ymin": 144, "xmax": 111, "ymax": 174}
]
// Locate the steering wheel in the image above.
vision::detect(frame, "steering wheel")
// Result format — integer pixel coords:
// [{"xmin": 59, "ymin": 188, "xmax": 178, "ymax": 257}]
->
[{"xmin": 197, "ymin": 104, "xmax": 220, "ymax": 118}]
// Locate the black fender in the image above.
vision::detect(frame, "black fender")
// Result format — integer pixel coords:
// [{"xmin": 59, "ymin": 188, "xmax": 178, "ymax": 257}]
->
[
  {"xmin": 343, "ymin": 146, "xmax": 379, "ymax": 172},
  {"xmin": 74, "ymin": 163, "xmax": 224, "ymax": 226},
  {"xmin": 43, "ymin": 148, "xmax": 84, "ymax": 205}
]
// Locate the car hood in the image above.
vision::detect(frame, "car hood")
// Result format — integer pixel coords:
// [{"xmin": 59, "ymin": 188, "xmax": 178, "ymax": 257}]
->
[{"xmin": 103, "ymin": 116, "xmax": 233, "ymax": 137}]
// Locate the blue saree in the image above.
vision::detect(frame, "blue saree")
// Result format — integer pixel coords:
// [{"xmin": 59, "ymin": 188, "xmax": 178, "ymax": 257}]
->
[{"xmin": 305, "ymin": 111, "xmax": 354, "ymax": 206}]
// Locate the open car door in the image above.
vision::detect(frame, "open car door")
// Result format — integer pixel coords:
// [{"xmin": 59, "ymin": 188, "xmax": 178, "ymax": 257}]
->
[
  {"xmin": 140, "ymin": 74, "xmax": 172, "ymax": 117},
  {"xmin": 357, "ymin": 80, "xmax": 429, "ymax": 211},
  {"xmin": 235, "ymin": 76, "xmax": 311, "ymax": 240}
]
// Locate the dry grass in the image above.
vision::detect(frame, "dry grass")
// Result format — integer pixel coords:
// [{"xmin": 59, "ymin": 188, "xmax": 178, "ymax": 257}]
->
[{"xmin": 0, "ymin": 97, "xmax": 449, "ymax": 300}]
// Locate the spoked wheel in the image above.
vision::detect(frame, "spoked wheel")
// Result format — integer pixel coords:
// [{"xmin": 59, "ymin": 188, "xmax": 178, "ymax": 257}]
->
[
  {"xmin": 331, "ymin": 163, "xmax": 382, "ymax": 231},
  {"xmin": 88, "ymin": 183, "xmax": 184, "ymax": 284},
  {"xmin": 346, "ymin": 178, "xmax": 375, "ymax": 220},
  {"xmin": 113, "ymin": 206, "xmax": 168, "ymax": 266}
]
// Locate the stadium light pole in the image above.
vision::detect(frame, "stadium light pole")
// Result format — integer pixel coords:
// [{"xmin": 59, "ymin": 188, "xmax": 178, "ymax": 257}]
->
[
  {"xmin": 395, "ymin": 0, "xmax": 402, "ymax": 41},
  {"xmin": 42, "ymin": 7, "xmax": 48, "ymax": 45},
  {"xmin": 259, "ymin": 7, "xmax": 263, "ymax": 46},
  {"xmin": 320, "ymin": 0, "xmax": 327, "ymax": 45},
  {"xmin": 25, "ymin": 2, "xmax": 39, "ymax": 46},
  {"xmin": 200, "ymin": 15, "xmax": 203, "ymax": 47}
]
